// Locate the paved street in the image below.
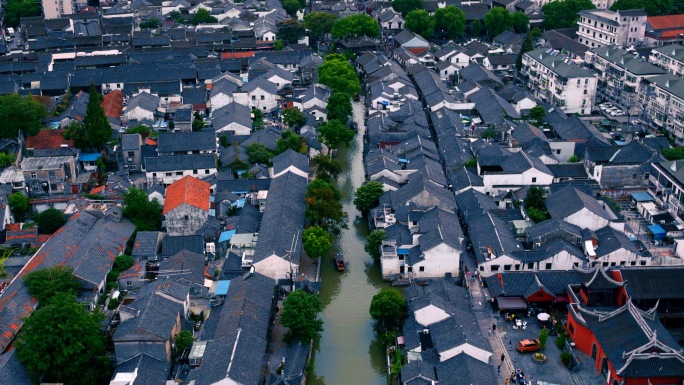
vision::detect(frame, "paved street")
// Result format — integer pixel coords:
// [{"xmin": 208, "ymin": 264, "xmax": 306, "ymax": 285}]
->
[{"xmin": 462, "ymin": 252, "xmax": 605, "ymax": 385}]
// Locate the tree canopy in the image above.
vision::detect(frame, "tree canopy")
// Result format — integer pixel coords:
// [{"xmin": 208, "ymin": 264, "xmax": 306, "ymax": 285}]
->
[
  {"xmin": 542, "ymin": 0, "xmax": 596, "ymax": 29},
  {"xmin": 511, "ymin": 11, "xmax": 529, "ymax": 33},
  {"xmin": 318, "ymin": 55, "xmax": 361, "ymax": 96},
  {"xmin": 23, "ymin": 266, "xmax": 81, "ymax": 305},
  {"xmin": 302, "ymin": 226, "xmax": 332, "ymax": 259},
  {"xmin": 304, "ymin": 12, "xmax": 339, "ymax": 43},
  {"xmin": 122, "ymin": 188, "xmax": 162, "ymax": 231},
  {"xmin": 3, "ymin": 0, "xmax": 41, "ymax": 27},
  {"xmin": 9, "ymin": 192, "xmax": 29, "ymax": 222},
  {"xmin": 434, "ymin": 6, "xmax": 466, "ymax": 39},
  {"xmin": 392, "ymin": 0, "xmax": 424, "ymax": 16},
  {"xmin": 405, "ymin": 10, "xmax": 436, "ymax": 39},
  {"xmin": 174, "ymin": 330, "xmax": 194, "ymax": 355},
  {"xmin": 276, "ymin": 130, "xmax": 307, "ymax": 154},
  {"xmin": 35, "ymin": 208, "xmax": 67, "ymax": 234},
  {"xmin": 318, "ymin": 119, "xmax": 355, "ymax": 150},
  {"xmin": 283, "ymin": 0, "xmax": 305, "ymax": 16},
  {"xmin": 277, "ymin": 19, "xmax": 306, "ymax": 44},
  {"xmin": 252, "ymin": 108, "xmax": 264, "ymax": 130},
  {"xmin": 305, "ymin": 178, "xmax": 347, "ymax": 234},
  {"xmin": 66, "ymin": 84, "xmax": 112, "ymax": 150},
  {"xmin": 528, "ymin": 105, "xmax": 546, "ymax": 124},
  {"xmin": 663, "ymin": 147, "xmax": 684, "ymax": 160},
  {"xmin": 283, "ymin": 107, "xmax": 307, "ymax": 128},
  {"xmin": 16, "ymin": 293, "xmax": 107, "ymax": 385},
  {"xmin": 484, "ymin": 8, "xmax": 512, "ymax": 37},
  {"xmin": 280, "ymin": 290, "xmax": 324, "ymax": 341},
  {"xmin": 312, "ymin": 154, "xmax": 342, "ymax": 180},
  {"xmin": 610, "ymin": 0, "xmax": 673, "ymax": 15},
  {"xmin": 192, "ymin": 111, "xmax": 205, "ymax": 131},
  {"xmin": 191, "ymin": 8, "xmax": 218, "ymax": 25},
  {"xmin": 331, "ymin": 14, "xmax": 380, "ymax": 39},
  {"xmin": 365, "ymin": 229, "xmax": 386, "ymax": 261},
  {"xmin": 370, "ymin": 288, "xmax": 407, "ymax": 330},
  {"xmin": 0, "ymin": 94, "xmax": 47, "ymax": 138},
  {"xmin": 246, "ymin": 143, "xmax": 274, "ymax": 164},
  {"xmin": 354, "ymin": 181, "xmax": 385, "ymax": 213},
  {"xmin": 326, "ymin": 92, "xmax": 353, "ymax": 123},
  {"xmin": 140, "ymin": 18, "xmax": 162, "ymax": 29},
  {"xmin": 516, "ymin": 32, "xmax": 534, "ymax": 70},
  {"xmin": 524, "ymin": 186, "xmax": 548, "ymax": 223}
]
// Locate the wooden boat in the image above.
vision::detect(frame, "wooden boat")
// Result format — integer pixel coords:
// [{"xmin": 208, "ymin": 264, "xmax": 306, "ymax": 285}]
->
[{"xmin": 334, "ymin": 253, "xmax": 345, "ymax": 271}]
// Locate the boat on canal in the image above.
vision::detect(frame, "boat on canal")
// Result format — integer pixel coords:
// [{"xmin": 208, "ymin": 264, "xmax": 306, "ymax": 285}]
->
[{"xmin": 334, "ymin": 253, "xmax": 345, "ymax": 271}]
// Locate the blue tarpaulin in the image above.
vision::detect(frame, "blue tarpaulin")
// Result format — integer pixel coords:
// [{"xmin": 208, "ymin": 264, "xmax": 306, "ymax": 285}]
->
[
  {"xmin": 218, "ymin": 230, "xmax": 236, "ymax": 243},
  {"xmin": 397, "ymin": 248, "xmax": 410, "ymax": 255},
  {"xmin": 631, "ymin": 192, "xmax": 653, "ymax": 202},
  {"xmin": 648, "ymin": 224, "xmax": 666, "ymax": 241},
  {"xmin": 79, "ymin": 153, "xmax": 101, "ymax": 162},
  {"xmin": 230, "ymin": 198, "xmax": 245, "ymax": 208},
  {"xmin": 215, "ymin": 280, "xmax": 230, "ymax": 296}
]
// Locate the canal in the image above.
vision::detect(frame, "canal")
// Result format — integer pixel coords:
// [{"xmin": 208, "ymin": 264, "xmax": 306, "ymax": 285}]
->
[{"xmin": 306, "ymin": 99, "xmax": 391, "ymax": 385}]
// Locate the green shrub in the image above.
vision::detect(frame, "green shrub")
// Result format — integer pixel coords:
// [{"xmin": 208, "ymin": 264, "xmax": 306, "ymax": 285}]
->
[
  {"xmin": 555, "ymin": 334, "xmax": 566, "ymax": 350},
  {"xmin": 560, "ymin": 351, "xmax": 573, "ymax": 366}
]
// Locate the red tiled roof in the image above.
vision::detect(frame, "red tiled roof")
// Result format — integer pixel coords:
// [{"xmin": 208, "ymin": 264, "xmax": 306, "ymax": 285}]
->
[
  {"xmin": 6, "ymin": 229, "xmax": 37, "ymax": 241},
  {"xmin": 36, "ymin": 234, "xmax": 53, "ymax": 243},
  {"xmin": 118, "ymin": 261, "xmax": 143, "ymax": 279},
  {"xmin": 25, "ymin": 129, "xmax": 73, "ymax": 150},
  {"xmin": 162, "ymin": 176, "xmax": 211, "ymax": 214},
  {"xmin": 648, "ymin": 14, "xmax": 684, "ymax": 30},
  {"xmin": 90, "ymin": 185, "xmax": 105, "ymax": 195},
  {"xmin": 221, "ymin": 51, "xmax": 256, "ymax": 60},
  {"xmin": 659, "ymin": 30, "xmax": 684, "ymax": 38},
  {"xmin": 145, "ymin": 138, "xmax": 157, "ymax": 146},
  {"xmin": 101, "ymin": 90, "xmax": 124, "ymax": 119},
  {"xmin": 5, "ymin": 223, "xmax": 20, "ymax": 231}
]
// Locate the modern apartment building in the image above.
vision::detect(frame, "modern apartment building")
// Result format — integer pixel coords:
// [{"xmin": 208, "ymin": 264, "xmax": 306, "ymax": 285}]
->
[
  {"xmin": 640, "ymin": 74, "xmax": 684, "ymax": 143},
  {"xmin": 521, "ymin": 48, "xmax": 598, "ymax": 115},
  {"xmin": 577, "ymin": 9, "xmax": 647, "ymax": 48},
  {"xmin": 649, "ymin": 44, "xmax": 684, "ymax": 76},
  {"xmin": 585, "ymin": 46, "xmax": 666, "ymax": 116}
]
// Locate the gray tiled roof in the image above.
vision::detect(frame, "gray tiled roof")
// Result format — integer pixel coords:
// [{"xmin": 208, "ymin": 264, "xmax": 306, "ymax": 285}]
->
[
  {"xmin": 590, "ymin": 46, "xmax": 666, "ymax": 76},
  {"xmin": 379, "ymin": 173, "xmax": 457, "ymax": 214},
  {"xmin": 132, "ymin": 231, "xmax": 162, "ymax": 259},
  {"xmin": 485, "ymin": 269, "xmax": 584, "ymax": 298},
  {"xmin": 417, "ymin": 207, "xmax": 463, "ymax": 251},
  {"xmin": 436, "ymin": 351, "xmax": 498, "ymax": 384},
  {"xmin": 125, "ymin": 92, "xmax": 160, "ymax": 113},
  {"xmin": 159, "ymin": 250, "xmax": 206, "ymax": 288},
  {"xmin": 112, "ymin": 353, "xmax": 169, "ymax": 385},
  {"xmin": 593, "ymin": 225, "xmax": 640, "ymax": 257},
  {"xmin": 161, "ymin": 234, "xmax": 204, "ymax": 257},
  {"xmin": 252, "ymin": 171, "xmax": 307, "ymax": 265},
  {"xmin": 619, "ymin": 266, "xmax": 684, "ymax": 299},
  {"xmin": 526, "ymin": 219, "xmax": 582, "ymax": 242},
  {"xmin": 526, "ymin": 48, "xmax": 596, "ymax": 79},
  {"xmin": 212, "ymin": 102, "xmax": 252, "ymax": 132},
  {"xmin": 157, "ymin": 131, "xmax": 216, "ymax": 154},
  {"xmin": 122, "ymin": 133, "xmax": 142, "ymax": 151},
  {"xmin": 0, "ymin": 350, "xmax": 32, "ymax": 385},
  {"xmin": 546, "ymin": 186, "xmax": 613, "ymax": 222},
  {"xmin": 145, "ymin": 154, "xmax": 216, "ymax": 172},
  {"xmin": 272, "ymin": 148, "xmax": 310, "ymax": 176}
]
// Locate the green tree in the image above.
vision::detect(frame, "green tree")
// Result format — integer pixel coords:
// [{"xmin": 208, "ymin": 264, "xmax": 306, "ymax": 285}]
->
[
  {"xmin": 527, "ymin": 207, "xmax": 548, "ymax": 223},
  {"xmin": 63, "ymin": 121, "xmax": 89, "ymax": 150},
  {"xmin": 35, "ymin": 208, "xmax": 67, "ymax": 234},
  {"xmin": 219, "ymin": 134, "xmax": 229, "ymax": 148},
  {"xmin": 283, "ymin": 0, "xmax": 304, "ymax": 16},
  {"xmin": 107, "ymin": 255, "xmax": 135, "ymax": 287},
  {"xmin": 481, "ymin": 128, "xmax": 497, "ymax": 139},
  {"xmin": 611, "ymin": 0, "xmax": 672, "ymax": 15},
  {"xmin": 305, "ymin": 179, "xmax": 347, "ymax": 234},
  {"xmin": 302, "ymin": 226, "xmax": 332, "ymax": 259},
  {"xmin": 312, "ymin": 154, "xmax": 342, "ymax": 179},
  {"xmin": 405, "ymin": 10, "xmax": 436, "ymax": 39},
  {"xmin": 528, "ymin": 105, "xmax": 546, "ymax": 124},
  {"xmin": 246, "ymin": 143, "xmax": 274, "ymax": 164},
  {"xmin": 192, "ymin": 111, "xmax": 205, "ymax": 131},
  {"xmin": 280, "ymin": 290, "xmax": 324, "ymax": 341},
  {"xmin": 83, "ymin": 84, "xmax": 112, "ymax": 150},
  {"xmin": 274, "ymin": 39, "xmax": 284, "ymax": 50},
  {"xmin": 464, "ymin": 158, "xmax": 478, "ymax": 168},
  {"xmin": 568, "ymin": 154, "xmax": 579, "ymax": 163},
  {"xmin": 318, "ymin": 55, "xmax": 361, "ymax": 96},
  {"xmin": 276, "ymin": 130, "xmax": 307, "ymax": 154},
  {"xmin": 252, "ymin": 108, "xmax": 264, "ymax": 130},
  {"xmin": 365, "ymin": 230, "xmax": 386, "ymax": 261},
  {"xmin": 122, "ymin": 188, "xmax": 162, "ymax": 231},
  {"xmin": 326, "ymin": 92, "xmax": 353, "ymax": 123},
  {"xmin": 542, "ymin": 0, "xmax": 596, "ymax": 29},
  {"xmin": 662, "ymin": 147, "xmax": 684, "ymax": 160},
  {"xmin": 331, "ymin": 14, "xmax": 380, "ymax": 39},
  {"xmin": 370, "ymin": 288, "xmax": 407, "ymax": 330},
  {"xmin": 140, "ymin": 18, "xmax": 162, "ymax": 29},
  {"xmin": 283, "ymin": 107, "xmax": 307, "ymax": 128},
  {"xmin": 538, "ymin": 328, "xmax": 549, "ymax": 350},
  {"xmin": 354, "ymin": 181, "xmax": 385, "ymax": 213},
  {"xmin": 0, "ymin": 152, "xmax": 15, "ymax": 168},
  {"xmin": 516, "ymin": 32, "xmax": 534, "ymax": 70},
  {"xmin": 9, "ymin": 192, "xmax": 29, "ymax": 222},
  {"xmin": 484, "ymin": 8, "xmax": 512, "ymax": 37},
  {"xmin": 168, "ymin": 11, "xmax": 185, "ymax": 24},
  {"xmin": 125, "ymin": 125, "xmax": 150, "ymax": 135},
  {"xmin": 3, "ymin": 0, "xmax": 41, "ymax": 27},
  {"xmin": 278, "ymin": 19, "xmax": 306, "ymax": 43},
  {"xmin": 530, "ymin": 27, "xmax": 542, "ymax": 39},
  {"xmin": 471, "ymin": 19, "xmax": 482, "ymax": 37},
  {"xmin": 0, "ymin": 94, "xmax": 47, "ymax": 138},
  {"xmin": 511, "ymin": 11, "xmax": 529, "ymax": 33},
  {"xmin": 434, "ymin": 6, "xmax": 466, "ymax": 39},
  {"xmin": 304, "ymin": 12, "xmax": 339, "ymax": 44},
  {"xmin": 525, "ymin": 186, "xmax": 548, "ymax": 223},
  {"xmin": 23, "ymin": 266, "xmax": 81, "ymax": 305},
  {"xmin": 318, "ymin": 119, "xmax": 355, "ymax": 150},
  {"xmin": 191, "ymin": 8, "xmax": 218, "ymax": 25},
  {"xmin": 174, "ymin": 330, "xmax": 194, "ymax": 355},
  {"xmin": 16, "ymin": 293, "xmax": 107, "ymax": 385},
  {"xmin": 392, "ymin": 0, "xmax": 424, "ymax": 16}
]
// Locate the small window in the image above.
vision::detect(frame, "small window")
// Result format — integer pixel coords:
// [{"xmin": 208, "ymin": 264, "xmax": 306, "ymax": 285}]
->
[
  {"xmin": 633, "ymin": 173, "xmax": 638, "ymax": 179},
  {"xmin": 184, "ymin": 215, "xmax": 189, "ymax": 220},
  {"xmin": 129, "ymin": 165, "xmax": 137, "ymax": 170},
  {"xmin": 127, "ymin": 151, "xmax": 135, "ymax": 157},
  {"xmin": 260, "ymin": 95, "xmax": 265, "ymax": 100},
  {"xmin": 490, "ymin": 264, "xmax": 500, "ymax": 272},
  {"xmin": 527, "ymin": 262, "xmax": 534, "ymax": 269},
  {"xmin": 205, "ymin": 169, "xmax": 210, "ymax": 174},
  {"xmin": 504, "ymin": 264, "xmax": 511, "ymax": 271},
  {"xmin": 193, "ymin": 170, "xmax": 198, "ymax": 175},
  {"xmin": 419, "ymin": 266, "xmax": 425, "ymax": 272},
  {"xmin": 176, "ymin": 171, "xmax": 183, "ymax": 176},
  {"xmin": 545, "ymin": 263, "xmax": 552, "ymax": 269},
  {"xmin": 166, "ymin": 172, "xmax": 172, "ymax": 177},
  {"xmin": 532, "ymin": 177, "xmax": 537, "ymax": 183},
  {"xmin": 152, "ymin": 173, "xmax": 157, "ymax": 177},
  {"xmin": 30, "ymin": 172, "xmax": 37, "ymax": 179},
  {"xmin": 407, "ymin": 266, "xmax": 413, "ymax": 273},
  {"xmin": 640, "ymin": 260, "xmax": 647, "ymax": 266},
  {"xmin": 569, "ymin": 322, "xmax": 574, "ymax": 334},
  {"xmin": 602, "ymin": 262, "xmax": 609, "ymax": 267},
  {"xmin": 251, "ymin": 95, "xmax": 256, "ymax": 101}
]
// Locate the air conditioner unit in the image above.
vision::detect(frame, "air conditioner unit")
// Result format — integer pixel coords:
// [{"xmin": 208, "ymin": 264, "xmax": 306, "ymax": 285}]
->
[{"xmin": 127, "ymin": 158, "xmax": 133, "ymax": 162}]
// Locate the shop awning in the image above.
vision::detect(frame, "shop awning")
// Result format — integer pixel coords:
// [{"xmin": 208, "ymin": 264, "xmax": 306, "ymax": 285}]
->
[{"xmin": 497, "ymin": 296, "xmax": 527, "ymax": 310}]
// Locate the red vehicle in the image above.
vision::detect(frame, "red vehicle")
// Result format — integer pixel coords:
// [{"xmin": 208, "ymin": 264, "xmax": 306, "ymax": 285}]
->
[
  {"xmin": 516, "ymin": 339, "xmax": 541, "ymax": 353},
  {"xmin": 334, "ymin": 253, "xmax": 345, "ymax": 271}
]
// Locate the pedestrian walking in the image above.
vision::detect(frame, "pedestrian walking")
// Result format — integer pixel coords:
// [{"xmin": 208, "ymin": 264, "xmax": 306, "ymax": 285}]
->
[
  {"xmin": 504, "ymin": 379, "xmax": 509, "ymax": 385},
  {"xmin": 497, "ymin": 365, "xmax": 501, "ymax": 373},
  {"xmin": 492, "ymin": 323, "xmax": 496, "ymax": 331},
  {"xmin": 501, "ymin": 353, "xmax": 505, "ymax": 362}
]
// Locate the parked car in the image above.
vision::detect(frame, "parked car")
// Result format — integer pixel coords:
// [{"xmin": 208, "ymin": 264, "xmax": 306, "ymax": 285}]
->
[
  {"xmin": 517, "ymin": 339, "xmax": 541, "ymax": 353},
  {"xmin": 599, "ymin": 103, "xmax": 613, "ymax": 111},
  {"xmin": 609, "ymin": 109, "xmax": 624, "ymax": 116}
]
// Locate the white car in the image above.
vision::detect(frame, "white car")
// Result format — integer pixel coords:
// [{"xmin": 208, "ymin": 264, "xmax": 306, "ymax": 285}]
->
[
  {"xmin": 599, "ymin": 102, "xmax": 613, "ymax": 110},
  {"xmin": 609, "ymin": 109, "xmax": 624, "ymax": 116}
]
